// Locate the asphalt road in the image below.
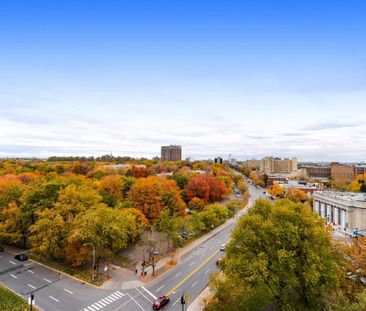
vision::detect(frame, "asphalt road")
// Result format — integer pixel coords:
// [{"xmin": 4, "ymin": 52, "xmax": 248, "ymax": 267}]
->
[{"xmin": 0, "ymin": 179, "xmax": 267, "ymax": 311}]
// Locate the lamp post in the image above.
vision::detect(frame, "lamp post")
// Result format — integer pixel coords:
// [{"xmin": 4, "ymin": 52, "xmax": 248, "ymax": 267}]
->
[{"xmin": 83, "ymin": 242, "xmax": 96, "ymax": 282}]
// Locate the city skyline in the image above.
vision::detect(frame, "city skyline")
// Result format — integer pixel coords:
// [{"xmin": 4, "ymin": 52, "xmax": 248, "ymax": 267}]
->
[{"xmin": 1, "ymin": 1, "xmax": 366, "ymax": 161}]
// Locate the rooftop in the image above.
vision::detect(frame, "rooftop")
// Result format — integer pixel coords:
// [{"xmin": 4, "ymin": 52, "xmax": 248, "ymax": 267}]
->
[{"xmin": 314, "ymin": 191, "xmax": 366, "ymax": 203}]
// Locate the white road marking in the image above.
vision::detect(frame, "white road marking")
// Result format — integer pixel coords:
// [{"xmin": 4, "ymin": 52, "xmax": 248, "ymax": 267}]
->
[
  {"xmin": 110, "ymin": 293, "xmax": 120, "ymax": 299},
  {"xmin": 135, "ymin": 287, "xmax": 153, "ymax": 303},
  {"xmin": 141, "ymin": 285, "xmax": 157, "ymax": 300},
  {"xmin": 175, "ymin": 272, "xmax": 182, "ymax": 278},
  {"xmin": 9, "ymin": 260, "xmax": 16, "ymax": 265},
  {"xmin": 49, "ymin": 296, "xmax": 59, "ymax": 302},
  {"xmin": 94, "ymin": 302, "xmax": 104, "ymax": 308},
  {"xmin": 189, "ymin": 262, "xmax": 194, "ymax": 266},
  {"xmin": 126, "ymin": 293, "xmax": 145, "ymax": 311},
  {"xmin": 191, "ymin": 281, "xmax": 198, "ymax": 287},
  {"xmin": 173, "ymin": 298, "xmax": 180, "ymax": 306},
  {"xmin": 107, "ymin": 295, "xmax": 116, "ymax": 301},
  {"xmin": 27, "ymin": 269, "xmax": 34, "ymax": 274},
  {"xmin": 64, "ymin": 288, "xmax": 74, "ymax": 295},
  {"xmin": 96, "ymin": 301, "xmax": 106, "ymax": 307},
  {"xmin": 100, "ymin": 299, "xmax": 110, "ymax": 305},
  {"xmin": 156, "ymin": 285, "xmax": 165, "ymax": 292},
  {"xmin": 116, "ymin": 291, "xmax": 125, "ymax": 296},
  {"xmin": 43, "ymin": 278, "xmax": 52, "ymax": 283},
  {"xmin": 104, "ymin": 297, "xmax": 113, "ymax": 303},
  {"xmin": 87, "ymin": 307, "xmax": 96, "ymax": 311},
  {"xmin": 28, "ymin": 284, "xmax": 36, "ymax": 289},
  {"xmin": 205, "ymin": 269, "xmax": 210, "ymax": 274},
  {"xmin": 91, "ymin": 304, "xmax": 100, "ymax": 310},
  {"xmin": 10, "ymin": 274, "xmax": 17, "ymax": 279}
]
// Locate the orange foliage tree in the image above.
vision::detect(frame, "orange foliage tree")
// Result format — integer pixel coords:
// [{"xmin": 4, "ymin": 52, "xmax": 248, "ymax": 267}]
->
[
  {"xmin": 185, "ymin": 174, "xmax": 229, "ymax": 203},
  {"xmin": 128, "ymin": 176, "xmax": 186, "ymax": 222},
  {"xmin": 269, "ymin": 183, "xmax": 285, "ymax": 197}
]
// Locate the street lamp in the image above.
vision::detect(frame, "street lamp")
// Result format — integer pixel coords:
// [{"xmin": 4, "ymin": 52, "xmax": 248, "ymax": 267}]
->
[{"xmin": 83, "ymin": 242, "xmax": 96, "ymax": 282}]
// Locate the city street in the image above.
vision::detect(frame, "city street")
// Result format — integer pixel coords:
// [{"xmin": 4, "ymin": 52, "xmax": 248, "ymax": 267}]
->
[{"xmin": 0, "ymin": 182, "xmax": 266, "ymax": 311}]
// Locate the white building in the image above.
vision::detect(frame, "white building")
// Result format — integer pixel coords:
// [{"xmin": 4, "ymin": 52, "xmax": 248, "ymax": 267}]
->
[{"xmin": 313, "ymin": 191, "xmax": 366, "ymax": 234}]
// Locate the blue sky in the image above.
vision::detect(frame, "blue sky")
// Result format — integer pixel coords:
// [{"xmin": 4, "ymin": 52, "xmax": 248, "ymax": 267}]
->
[{"xmin": 0, "ymin": 1, "xmax": 366, "ymax": 161}]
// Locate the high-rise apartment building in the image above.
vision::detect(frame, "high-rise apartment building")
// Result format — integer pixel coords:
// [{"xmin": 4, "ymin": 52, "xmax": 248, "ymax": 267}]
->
[
  {"xmin": 260, "ymin": 157, "xmax": 298, "ymax": 174},
  {"xmin": 161, "ymin": 145, "xmax": 182, "ymax": 161}
]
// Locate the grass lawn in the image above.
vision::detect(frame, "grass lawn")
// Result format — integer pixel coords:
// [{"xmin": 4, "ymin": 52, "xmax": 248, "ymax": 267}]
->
[{"xmin": 0, "ymin": 284, "xmax": 29, "ymax": 311}]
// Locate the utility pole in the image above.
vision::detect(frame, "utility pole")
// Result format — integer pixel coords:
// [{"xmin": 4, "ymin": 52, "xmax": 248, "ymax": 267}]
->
[{"xmin": 28, "ymin": 293, "xmax": 34, "ymax": 311}]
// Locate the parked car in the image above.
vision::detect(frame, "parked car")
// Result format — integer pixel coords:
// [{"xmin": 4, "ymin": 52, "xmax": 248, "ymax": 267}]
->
[
  {"xmin": 220, "ymin": 244, "xmax": 226, "ymax": 251},
  {"xmin": 153, "ymin": 296, "xmax": 169, "ymax": 310},
  {"xmin": 14, "ymin": 254, "xmax": 28, "ymax": 261}
]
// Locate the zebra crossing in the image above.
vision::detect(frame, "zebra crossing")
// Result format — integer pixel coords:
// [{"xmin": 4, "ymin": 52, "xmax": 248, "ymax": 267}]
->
[{"xmin": 81, "ymin": 291, "xmax": 125, "ymax": 311}]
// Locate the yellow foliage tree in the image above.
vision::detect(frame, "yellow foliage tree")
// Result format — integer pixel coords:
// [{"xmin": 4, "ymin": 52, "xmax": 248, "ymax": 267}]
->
[{"xmin": 269, "ymin": 183, "xmax": 285, "ymax": 197}]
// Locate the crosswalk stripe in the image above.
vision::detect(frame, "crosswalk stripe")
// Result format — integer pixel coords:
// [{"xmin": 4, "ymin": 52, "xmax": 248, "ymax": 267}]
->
[
  {"xmin": 104, "ymin": 297, "xmax": 113, "ymax": 303},
  {"xmin": 110, "ymin": 294, "xmax": 120, "ymax": 299},
  {"xmin": 107, "ymin": 296, "xmax": 116, "ymax": 301},
  {"xmin": 116, "ymin": 291, "xmax": 125, "ymax": 296},
  {"xmin": 97, "ymin": 301, "xmax": 106, "ymax": 307},
  {"xmin": 94, "ymin": 302, "xmax": 103, "ymax": 308},
  {"xmin": 91, "ymin": 304, "xmax": 100, "ymax": 310},
  {"xmin": 87, "ymin": 307, "xmax": 96, "ymax": 311},
  {"xmin": 101, "ymin": 299, "xmax": 110, "ymax": 304},
  {"xmin": 113, "ymin": 292, "xmax": 123, "ymax": 298}
]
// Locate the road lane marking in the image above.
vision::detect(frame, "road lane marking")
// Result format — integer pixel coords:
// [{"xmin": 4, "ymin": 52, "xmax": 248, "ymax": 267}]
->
[
  {"xmin": 64, "ymin": 288, "xmax": 74, "ymax": 295},
  {"xmin": 97, "ymin": 301, "xmax": 106, "ymax": 307},
  {"xmin": 94, "ymin": 302, "xmax": 104, "ymax": 308},
  {"xmin": 10, "ymin": 274, "xmax": 17, "ymax": 279},
  {"xmin": 27, "ymin": 269, "xmax": 34, "ymax": 274},
  {"xmin": 156, "ymin": 285, "xmax": 165, "ymax": 292},
  {"xmin": 173, "ymin": 298, "xmax": 180, "ymax": 306},
  {"xmin": 28, "ymin": 284, "xmax": 36, "ymax": 289},
  {"xmin": 113, "ymin": 292, "xmax": 123, "ymax": 298},
  {"xmin": 43, "ymin": 278, "xmax": 52, "ymax": 283},
  {"xmin": 49, "ymin": 296, "xmax": 59, "ymax": 302},
  {"xmin": 87, "ymin": 307, "xmax": 96, "ymax": 311},
  {"xmin": 141, "ymin": 285, "xmax": 157, "ymax": 300},
  {"xmin": 205, "ymin": 269, "xmax": 210, "ymax": 274},
  {"xmin": 175, "ymin": 272, "xmax": 182, "ymax": 278},
  {"xmin": 110, "ymin": 293, "xmax": 120, "ymax": 299},
  {"xmin": 91, "ymin": 304, "xmax": 100, "ymax": 310},
  {"xmin": 135, "ymin": 287, "xmax": 153, "ymax": 303},
  {"xmin": 104, "ymin": 297, "xmax": 113, "ymax": 303},
  {"xmin": 116, "ymin": 291, "xmax": 125, "ymax": 296},
  {"xmin": 191, "ymin": 281, "xmax": 198, "ymax": 287},
  {"xmin": 165, "ymin": 249, "xmax": 220, "ymax": 297},
  {"xmin": 101, "ymin": 299, "xmax": 110, "ymax": 305},
  {"xmin": 107, "ymin": 295, "xmax": 116, "ymax": 301},
  {"xmin": 126, "ymin": 293, "xmax": 145, "ymax": 311},
  {"xmin": 189, "ymin": 262, "xmax": 194, "ymax": 266},
  {"xmin": 9, "ymin": 260, "xmax": 16, "ymax": 265}
]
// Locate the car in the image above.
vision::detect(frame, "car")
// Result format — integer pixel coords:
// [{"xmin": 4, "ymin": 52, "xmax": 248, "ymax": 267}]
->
[
  {"xmin": 220, "ymin": 244, "xmax": 226, "ymax": 251},
  {"xmin": 14, "ymin": 254, "xmax": 28, "ymax": 261},
  {"xmin": 152, "ymin": 296, "xmax": 169, "ymax": 310},
  {"xmin": 0, "ymin": 246, "xmax": 4, "ymax": 252}
]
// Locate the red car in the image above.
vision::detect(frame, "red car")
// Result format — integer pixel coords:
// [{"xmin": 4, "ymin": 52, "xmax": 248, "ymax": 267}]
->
[{"xmin": 153, "ymin": 296, "xmax": 169, "ymax": 310}]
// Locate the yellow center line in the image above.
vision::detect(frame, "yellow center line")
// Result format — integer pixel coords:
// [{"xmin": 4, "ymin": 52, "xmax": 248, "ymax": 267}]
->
[{"xmin": 165, "ymin": 249, "xmax": 220, "ymax": 297}]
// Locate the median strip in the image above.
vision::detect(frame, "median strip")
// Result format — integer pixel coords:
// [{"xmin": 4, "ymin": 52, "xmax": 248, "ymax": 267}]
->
[{"xmin": 165, "ymin": 249, "xmax": 220, "ymax": 297}]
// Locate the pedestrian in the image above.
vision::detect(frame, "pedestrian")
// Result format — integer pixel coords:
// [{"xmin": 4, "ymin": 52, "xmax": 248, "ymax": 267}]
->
[{"xmin": 135, "ymin": 269, "xmax": 138, "ymax": 275}]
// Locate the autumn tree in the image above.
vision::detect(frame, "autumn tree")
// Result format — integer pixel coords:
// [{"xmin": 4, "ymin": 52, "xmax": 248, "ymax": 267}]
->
[
  {"xmin": 269, "ymin": 183, "xmax": 285, "ymax": 197},
  {"xmin": 0, "ymin": 202, "xmax": 23, "ymax": 244},
  {"xmin": 285, "ymin": 188, "xmax": 307, "ymax": 203},
  {"xmin": 207, "ymin": 199, "xmax": 338, "ymax": 311},
  {"xmin": 185, "ymin": 174, "xmax": 229, "ymax": 204},
  {"xmin": 128, "ymin": 176, "xmax": 186, "ymax": 222}
]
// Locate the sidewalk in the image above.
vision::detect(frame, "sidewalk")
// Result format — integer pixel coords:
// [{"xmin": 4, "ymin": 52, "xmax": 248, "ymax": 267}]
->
[
  {"xmin": 187, "ymin": 287, "xmax": 212, "ymax": 311},
  {"xmin": 101, "ymin": 197, "xmax": 252, "ymax": 290}
]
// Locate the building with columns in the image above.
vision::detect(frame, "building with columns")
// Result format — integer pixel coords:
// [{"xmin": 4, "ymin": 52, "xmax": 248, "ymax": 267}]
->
[{"xmin": 313, "ymin": 191, "xmax": 366, "ymax": 234}]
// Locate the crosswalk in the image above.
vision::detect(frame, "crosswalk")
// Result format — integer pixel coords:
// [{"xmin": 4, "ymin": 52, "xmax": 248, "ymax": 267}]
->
[{"xmin": 81, "ymin": 291, "xmax": 125, "ymax": 311}]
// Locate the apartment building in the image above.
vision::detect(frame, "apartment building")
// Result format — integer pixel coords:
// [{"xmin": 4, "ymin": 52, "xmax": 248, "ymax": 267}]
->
[
  {"xmin": 161, "ymin": 145, "xmax": 182, "ymax": 161},
  {"xmin": 260, "ymin": 157, "xmax": 298, "ymax": 174}
]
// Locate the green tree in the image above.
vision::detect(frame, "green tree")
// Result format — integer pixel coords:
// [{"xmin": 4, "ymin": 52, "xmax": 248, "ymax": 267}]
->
[{"xmin": 207, "ymin": 199, "xmax": 338, "ymax": 311}]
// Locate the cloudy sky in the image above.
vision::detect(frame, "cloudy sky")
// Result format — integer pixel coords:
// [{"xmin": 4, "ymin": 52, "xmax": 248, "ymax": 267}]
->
[{"xmin": 1, "ymin": 1, "xmax": 366, "ymax": 161}]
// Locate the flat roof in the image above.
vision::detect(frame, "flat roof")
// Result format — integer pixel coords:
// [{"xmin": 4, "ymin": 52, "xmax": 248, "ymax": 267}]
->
[{"xmin": 314, "ymin": 191, "xmax": 366, "ymax": 203}]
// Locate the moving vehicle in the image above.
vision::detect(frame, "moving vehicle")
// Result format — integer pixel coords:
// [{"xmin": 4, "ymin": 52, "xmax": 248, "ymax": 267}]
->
[
  {"xmin": 220, "ymin": 244, "xmax": 226, "ymax": 251},
  {"xmin": 14, "ymin": 254, "xmax": 28, "ymax": 261},
  {"xmin": 152, "ymin": 296, "xmax": 169, "ymax": 310}
]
